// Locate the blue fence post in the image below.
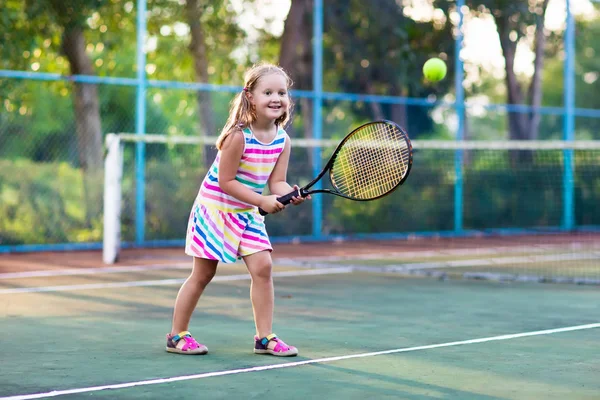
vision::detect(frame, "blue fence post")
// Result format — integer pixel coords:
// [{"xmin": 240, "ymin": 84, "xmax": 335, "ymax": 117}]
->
[
  {"xmin": 135, "ymin": 0, "xmax": 148, "ymax": 245},
  {"xmin": 454, "ymin": 0, "xmax": 465, "ymax": 233},
  {"xmin": 312, "ymin": 0, "xmax": 324, "ymax": 238},
  {"xmin": 563, "ymin": 0, "xmax": 575, "ymax": 231}
]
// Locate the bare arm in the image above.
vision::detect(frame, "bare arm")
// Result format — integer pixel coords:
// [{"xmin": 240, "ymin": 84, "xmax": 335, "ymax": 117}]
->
[
  {"xmin": 267, "ymin": 134, "xmax": 295, "ymax": 196},
  {"xmin": 218, "ymin": 130, "xmax": 284, "ymax": 213}
]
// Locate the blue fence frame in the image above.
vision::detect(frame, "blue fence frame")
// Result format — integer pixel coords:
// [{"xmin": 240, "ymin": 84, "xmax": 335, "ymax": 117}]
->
[
  {"xmin": 0, "ymin": 0, "xmax": 595, "ymax": 253},
  {"xmin": 563, "ymin": 0, "xmax": 576, "ymax": 230}
]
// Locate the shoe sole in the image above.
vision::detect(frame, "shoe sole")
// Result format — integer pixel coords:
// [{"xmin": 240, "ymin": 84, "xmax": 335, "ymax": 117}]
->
[
  {"xmin": 254, "ymin": 349, "xmax": 298, "ymax": 357},
  {"xmin": 166, "ymin": 347, "xmax": 208, "ymax": 355}
]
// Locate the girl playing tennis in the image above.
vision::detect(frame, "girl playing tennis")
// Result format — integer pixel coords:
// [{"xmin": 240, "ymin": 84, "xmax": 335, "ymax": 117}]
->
[{"xmin": 166, "ymin": 63, "xmax": 308, "ymax": 356}]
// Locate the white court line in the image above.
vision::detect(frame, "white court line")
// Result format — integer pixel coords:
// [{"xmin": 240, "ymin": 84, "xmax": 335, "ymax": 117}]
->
[
  {"xmin": 2, "ymin": 322, "xmax": 598, "ymax": 400},
  {"xmin": 0, "ymin": 263, "xmax": 192, "ymax": 280},
  {"xmin": 0, "ymin": 267, "xmax": 353, "ymax": 294}
]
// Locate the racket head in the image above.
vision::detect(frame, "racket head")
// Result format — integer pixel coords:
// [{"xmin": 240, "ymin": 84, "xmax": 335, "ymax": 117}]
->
[{"xmin": 326, "ymin": 120, "xmax": 412, "ymax": 201}]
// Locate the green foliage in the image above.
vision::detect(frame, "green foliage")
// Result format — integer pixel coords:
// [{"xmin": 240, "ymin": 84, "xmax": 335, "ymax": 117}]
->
[
  {"xmin": 25, "ymin": 0, "xmax": 107, "ymax": 29},
  {"xmin": 543, "ymin": 14, "xmax": 600, "ymax": 139},
  {"xmin": 1, "ymin": 0, "xmax": 599, "ymax": 247},
  {"xmin": 146, "ymin": 0, "xmax": 247, "ymax": 83},
  {"xmin": 1, "ymin": 151, "xmax": 598, "ymax": 245},
  {"xmin": 0, "ymin": 0, "xmax": 251, "ymax": 167},
  {"xmin": 317, "ymin": 152, "xmax": 600, "ymax": 234},
  {"xmin": 322, "ymin": 0, "xmax": 455, "ymax": 137},
  {"xmin": 0, "ymin": 159, "xmax": 102, "ymax": 245},
  {"xmin": 121, "ymin": 158, "xmax": 208, "ymax": 241},
  {"xmin": 325, "ymin": 1, "xmax": 454, "ymax": 92}
]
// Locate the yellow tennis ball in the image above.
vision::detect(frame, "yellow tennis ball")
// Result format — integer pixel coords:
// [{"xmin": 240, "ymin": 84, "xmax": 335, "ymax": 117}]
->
[{"xmin": 423, "ymin": 58, "xmax": 447, "ymax": 82}]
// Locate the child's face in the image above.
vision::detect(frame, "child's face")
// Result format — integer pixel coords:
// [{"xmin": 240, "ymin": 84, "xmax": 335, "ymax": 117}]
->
[{"xmin": 248, "ymin": 73, "xmax": 290, "ymax": 122}]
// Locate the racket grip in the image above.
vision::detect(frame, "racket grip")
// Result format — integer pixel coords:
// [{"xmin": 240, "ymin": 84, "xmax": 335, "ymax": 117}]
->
[{"xmin": 258, "ymin": 188, "xmax": 303, "ymax": 216}]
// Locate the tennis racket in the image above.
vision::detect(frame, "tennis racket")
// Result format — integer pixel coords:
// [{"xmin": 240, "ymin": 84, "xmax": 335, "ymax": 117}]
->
[{"xmin": 259, "ymin": 120, "xmax": 413, "ymax": 216}]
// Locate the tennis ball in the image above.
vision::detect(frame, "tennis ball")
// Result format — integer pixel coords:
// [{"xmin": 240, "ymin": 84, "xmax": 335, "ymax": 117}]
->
[{"xmin": 423, "ymin": 58, "xmax": 447, "ymax": 82}]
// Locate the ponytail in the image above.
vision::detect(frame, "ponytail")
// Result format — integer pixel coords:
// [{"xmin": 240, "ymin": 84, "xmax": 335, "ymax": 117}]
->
[{"xmin": 215, "ymin": 91, "xmax": 255, "ymax": 150}]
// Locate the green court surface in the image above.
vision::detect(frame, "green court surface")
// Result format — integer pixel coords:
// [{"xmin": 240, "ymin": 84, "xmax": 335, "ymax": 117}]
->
[{"xmin": 1, "ymin": 264, "xmax": 599, "ymax": 399}]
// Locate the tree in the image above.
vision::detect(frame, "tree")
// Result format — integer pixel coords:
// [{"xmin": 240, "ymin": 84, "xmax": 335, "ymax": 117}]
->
[
  {"xmin": 185, "ymin": 0, "xmax": 216, "ymax": 166},
  {"xmin": 277, "ymin": 0, "xmax": 456, "ymax": 141},
  {"xmin": 147, "ymin": 0, "xmax": 245, "ymax": 165},
  {"xmin": 25, "ymin": 0, "xmax": 106, "ymax": 171},
  {"xmin": 8, "ymin": 0, "xmax": 110, "ymax": 226},
  {"xmin": 0, "ymin": 0, "xmax": 138, "ymax": 162},
  {"xmin": 279, "ymin": 0, "xmax": 314, "ymax": 165},
  {"xmin": 324, "ymin": 0, "xmax": 455, "ymax": 136},
  {"xmin": 543, "ymin": 16, "xmax": 600, "ymax": 140},
  {"xmin": 463, "ymin": 0, "xmax": 550, "ymax": 142}
]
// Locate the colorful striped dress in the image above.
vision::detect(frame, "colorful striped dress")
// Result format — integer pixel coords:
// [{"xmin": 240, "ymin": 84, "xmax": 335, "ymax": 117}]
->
[{"xmin": 185, "ymin": 127, "xmax": 287, "ymax": 263}]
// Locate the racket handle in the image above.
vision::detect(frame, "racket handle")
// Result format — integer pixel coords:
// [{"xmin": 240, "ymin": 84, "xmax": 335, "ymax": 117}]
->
[{"xmin": 258, "ymin": 188, "xmax": 303, "ymax": 216}]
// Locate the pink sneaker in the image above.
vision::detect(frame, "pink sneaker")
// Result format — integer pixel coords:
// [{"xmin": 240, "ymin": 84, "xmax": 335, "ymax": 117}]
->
[
  {"xmin": 254, "ymin": 334, "xmax": 298, "ymax": 357},
  {"xmin": 166, "ymin": 331, "xmax": 208, "ymax": 355}
]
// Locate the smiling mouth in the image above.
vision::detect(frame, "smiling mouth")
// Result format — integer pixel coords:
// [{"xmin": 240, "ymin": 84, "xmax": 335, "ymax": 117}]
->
[{"xmin": 268, "ymin": 105, "xmax": 282, "ymax": 110}]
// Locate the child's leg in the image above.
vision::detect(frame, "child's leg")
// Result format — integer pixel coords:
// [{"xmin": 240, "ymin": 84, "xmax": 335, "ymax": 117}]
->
[
  {"xmin": 244, "ymin": 250, "xmax": 298, "ymax": 356},
  {"xmin": 243, "ymin": 250, "xmax": 274, "ymax": 339},
  {"xmin": 170, "ymin": 256, "xmax": 218, "ymax": 335}
]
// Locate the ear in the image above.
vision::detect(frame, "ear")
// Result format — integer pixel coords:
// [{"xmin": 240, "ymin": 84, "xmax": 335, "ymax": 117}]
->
[{"xmin": 245, "ymin": 92, "xmax": 254, "ymax": 103}]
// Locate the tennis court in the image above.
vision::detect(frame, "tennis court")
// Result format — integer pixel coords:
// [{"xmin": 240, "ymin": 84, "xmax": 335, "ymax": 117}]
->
[
  {"xmin": 3, "ymin": 1, "xmax": 600, "ymax": 399},
  {"xmin": 1, "ymin": 236, "xmax": 599, "ymax": 400}
]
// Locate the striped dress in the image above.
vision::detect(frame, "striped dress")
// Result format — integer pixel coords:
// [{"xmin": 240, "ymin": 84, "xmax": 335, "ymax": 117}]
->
[{"xmin": 185, "ymin": 127, "xmax": 287, "ymax": 263}]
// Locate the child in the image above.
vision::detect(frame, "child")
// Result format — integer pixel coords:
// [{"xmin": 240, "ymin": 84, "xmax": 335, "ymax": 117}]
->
[{"xmin": 166, "ymin": 63, "xmax": 308, "ymax": 357}]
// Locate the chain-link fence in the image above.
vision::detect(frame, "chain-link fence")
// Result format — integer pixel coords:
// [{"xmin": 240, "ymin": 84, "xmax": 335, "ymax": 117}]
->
[{"xmin": 1, "ymin": 0, "xmax": 599, "ymax": 251}]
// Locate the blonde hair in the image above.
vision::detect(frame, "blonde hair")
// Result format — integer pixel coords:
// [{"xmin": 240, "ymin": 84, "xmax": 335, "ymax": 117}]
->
[{"xmin": 216, "ymin": 63, "xmax": 293, "ymax": 150}]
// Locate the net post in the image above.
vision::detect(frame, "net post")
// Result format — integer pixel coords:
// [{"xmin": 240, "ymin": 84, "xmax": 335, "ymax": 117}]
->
[{"xmin": 103, "ymin": 133, "xmax": 123, "ymax": 264}]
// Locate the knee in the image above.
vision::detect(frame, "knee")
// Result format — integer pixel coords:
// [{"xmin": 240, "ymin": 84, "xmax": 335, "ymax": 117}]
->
[
  {"xmin": 191, "ymin": 268, "xmax": 216, "ymax": 287},
  {"xmin": 251, "ymin": 262, "xmax": 272, "ymax": 283}
]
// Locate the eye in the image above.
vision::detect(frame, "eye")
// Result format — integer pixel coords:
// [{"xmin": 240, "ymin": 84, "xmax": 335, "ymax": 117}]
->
[
  {"xmin": 279, "ymin": 91, "xmax": 287, "ymax": 96},
  {"xmin": 265, "ymin": 90, "xmax": 272, "ymax": 95}
]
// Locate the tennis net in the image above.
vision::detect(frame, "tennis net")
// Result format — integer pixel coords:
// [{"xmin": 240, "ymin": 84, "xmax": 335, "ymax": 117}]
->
[{"xmin": 103, "ymin": 134, "xmax": 600, "ymax": 284}]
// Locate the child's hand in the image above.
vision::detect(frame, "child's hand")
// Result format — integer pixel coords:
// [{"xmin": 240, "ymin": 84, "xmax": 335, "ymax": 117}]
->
[
  {"xmin": 289, "ymin": 185, "xmax": 311, "ymax": 206},
  {"xmin": 260, "ymin": 195, "xmax": 285, "ymax": 214}
]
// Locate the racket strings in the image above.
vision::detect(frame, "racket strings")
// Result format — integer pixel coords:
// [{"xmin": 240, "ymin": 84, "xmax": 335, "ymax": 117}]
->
[{"xmin": 331, "ymin": 123, "xmax": 410, "ymax": 199}]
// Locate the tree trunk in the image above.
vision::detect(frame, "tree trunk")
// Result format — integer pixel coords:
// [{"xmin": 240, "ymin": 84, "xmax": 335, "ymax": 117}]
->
[
  {"xmin": 62, "ymin": 26, "xmax": 103, "ymax": 171},
  {"xmin": 497, "ymin": 18, "xmax": 528, "ymax": 141},
  {"xmin": 62, "ymin": 26, "xmax": 103, "ymax": 227},
  {"xmin": 62, "ymin": 26, "xmax": 104, "ymax": 227},
  {"xmin": 366, "ymin": 82, "xmax": 385, "ymax": 121},
  {"xmin": 495, "ymin": 2, "xmax": 549, "ymax": 165},
  {"xmin": 495, "ymin": 1, "xmax": 549, "ymax": 141},
  {"xmin": 497, "ymin": 17, "xmax": 530, "ymax": 165},
  {"xmin": 526, "ymin": 0, "xmax": 549, "ymax": 141},
  {"xmin": 390, "ymin": 85, "xmax": 408, "ymax": 130},
  {"xmin": 279, "ymin": 0, "xmax": 309, "ymax": 76},
  {"xmin": 279, "ymin": 0, "xmax": 314, "ymax": 165},
  {"xmin": 186, "ymin": 0, "xmax": 217, "ymax": 168}
]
